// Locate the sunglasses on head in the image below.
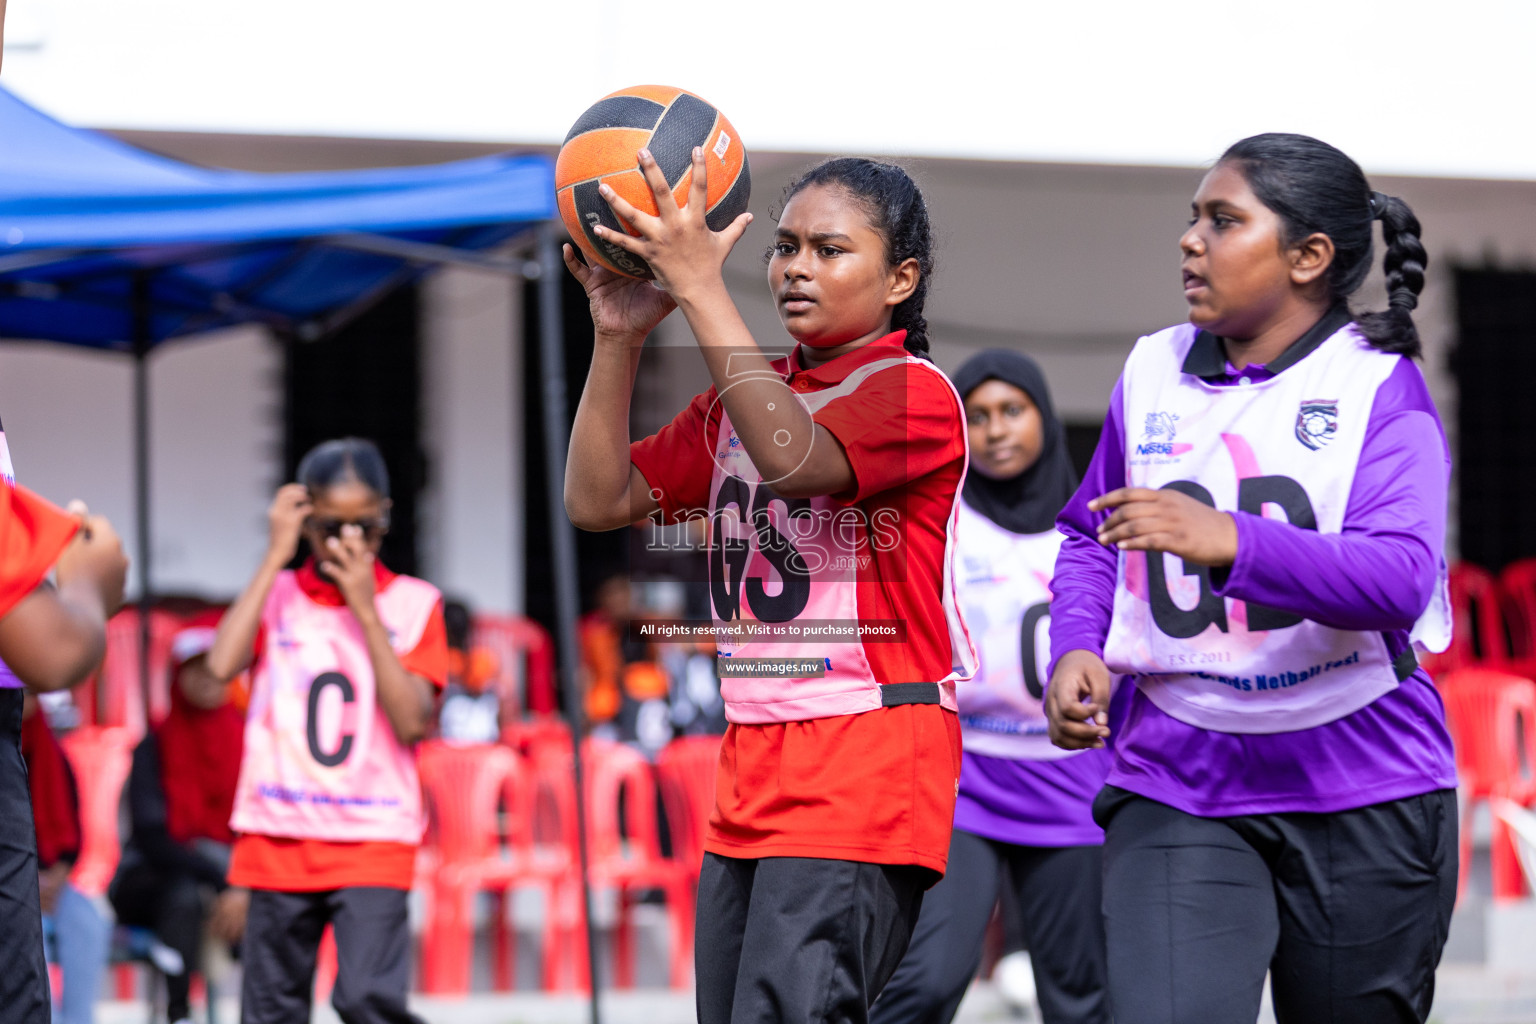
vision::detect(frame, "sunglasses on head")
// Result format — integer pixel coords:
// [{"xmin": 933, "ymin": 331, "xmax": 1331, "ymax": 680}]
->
[{"xmin": 307, "ymin": 516, "xmax": 389, "ymax": 541}]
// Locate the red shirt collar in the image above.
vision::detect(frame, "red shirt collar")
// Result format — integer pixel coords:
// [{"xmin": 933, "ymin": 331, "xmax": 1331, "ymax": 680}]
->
[
  {"xmin": 295, "ymin": 557, "xmax": 397, "ymax": 607},
  {"xmin": 784, "ymin": 330, "xmax": 909, "ymax": 387}
]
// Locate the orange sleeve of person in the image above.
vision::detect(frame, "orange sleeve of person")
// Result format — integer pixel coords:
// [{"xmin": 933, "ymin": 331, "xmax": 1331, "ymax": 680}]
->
[
  {"xmin": 622, "ymin": 662, "xmax": 669, "ymax": 701},
  {"xmin": 579, "ymin": 618, "xmax": 622, "ymax": 722},
  {"xmin": 0, "ymin": 485, "xmax": 82, "ymax": 621},
  {"xmin": 400, "ymin": 598, "xmax": 450, "ymax": 690}
]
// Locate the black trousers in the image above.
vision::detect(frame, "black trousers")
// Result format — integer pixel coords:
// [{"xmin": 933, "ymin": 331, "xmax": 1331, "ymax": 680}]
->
[
  {"xmin": 0, "ymin": 689, "xmax": 48, "ymax": 1024},
  {"xmin": 111, "ymin": 864, "xmax": 207, "ymax": 1021},
  {"xmin": 696, "ymin": 853, "xmax": 929, "ymax": 1024},
  {"xmin": 1097, "ymin": 785, "xmax": 1458, "ymax": 1024},
  {"xmin": 241, "ymin": 886, "xmax": 422, "ymax": 1024},
  {"xmin": 872, "ymin": 828, "xmax": 1110, "ymax": 1024}
]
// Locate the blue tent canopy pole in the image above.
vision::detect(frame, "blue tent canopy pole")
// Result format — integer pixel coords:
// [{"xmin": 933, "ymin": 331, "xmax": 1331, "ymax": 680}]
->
[
  {"xmin": 533, "ymin": 225, "xmax": 602, "ymax": 1018},
  {"xmin": 132, "ymin": 271, "xmax": 153, "ymax": 720}
]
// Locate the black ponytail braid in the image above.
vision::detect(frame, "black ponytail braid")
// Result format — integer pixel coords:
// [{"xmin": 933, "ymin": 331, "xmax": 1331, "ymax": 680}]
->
[
  {"xmin": 1353, "ymin": 193, "xmax": 1427, "ymax": 356},
  {"xmin": 1221, "ymin": 133, "xmax": 1426, "ymax": 358},
  {"xmin": 777, "ymin": 158, "xmax": 935, "ymax": 358}
]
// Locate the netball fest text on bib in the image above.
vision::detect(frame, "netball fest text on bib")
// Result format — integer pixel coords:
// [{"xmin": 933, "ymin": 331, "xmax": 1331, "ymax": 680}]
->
[
  {"xmin": 703, "ymin": 356, "xmax": 973, "ymax": 725},
  {"xmin": 1103, "ymin": 323, "xmax": 1449, "ymax": 734},
  {"xmin": 231, "ymin": 572, "xmax": 440, "ymax": 842}
]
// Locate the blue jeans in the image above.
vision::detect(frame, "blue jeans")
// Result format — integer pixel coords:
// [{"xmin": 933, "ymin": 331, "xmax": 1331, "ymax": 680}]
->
[{"xmin": 42, "ymin": 881, "xmax": 110, "ymax": 1024}]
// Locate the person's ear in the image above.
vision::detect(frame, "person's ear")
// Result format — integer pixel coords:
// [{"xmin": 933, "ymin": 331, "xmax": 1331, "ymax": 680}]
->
[
  {"xmin": 885, "ymin": 257, "xmax": 920, "ymax": 308},
  {"xmin": 1290, "ymin": 231, "xmax": 1335, "ymax": 288}
]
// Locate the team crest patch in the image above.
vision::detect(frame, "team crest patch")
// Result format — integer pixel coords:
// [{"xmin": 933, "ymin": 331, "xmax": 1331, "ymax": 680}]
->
[{"xmin": 1296, "ymin": 400, "xmax": 1338, "ymax": 450}]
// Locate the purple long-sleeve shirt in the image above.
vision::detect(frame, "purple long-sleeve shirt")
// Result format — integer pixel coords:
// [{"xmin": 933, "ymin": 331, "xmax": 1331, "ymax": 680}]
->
[{"xmin": 1049, "ymin": 331, "xmax": 1457, "ymax": 817}]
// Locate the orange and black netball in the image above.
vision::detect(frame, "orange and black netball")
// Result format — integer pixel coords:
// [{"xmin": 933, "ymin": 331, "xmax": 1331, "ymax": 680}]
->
[{"xmin": 556, "ymin": 85, "xmax": 751, "ymax": 279}]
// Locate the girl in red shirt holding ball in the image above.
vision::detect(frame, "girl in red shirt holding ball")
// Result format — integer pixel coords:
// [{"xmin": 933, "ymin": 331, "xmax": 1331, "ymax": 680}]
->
[{"xmin": 565, "ymin": 149, "xmax": 974, "ymax": 1024}]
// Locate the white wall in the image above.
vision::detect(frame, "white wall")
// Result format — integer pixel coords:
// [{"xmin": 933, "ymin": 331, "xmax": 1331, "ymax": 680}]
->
[
  {"xmin": 419, "ymin": 264, "xmax": 523, "ymax": 613},
  {"xmin": 3, "ymin": 0, "xmax": 1536, "ymax": 179},
  {"xmin": 0, "ymin": 325, "xmax": 279, "ymax": 599},
  {"xmin": 4, "ymin": 138, "xmax": 1534, "ymax": 594},
  {"xmin": 0, "ymin": 265, "xmax": 531, "ymax": 613}
]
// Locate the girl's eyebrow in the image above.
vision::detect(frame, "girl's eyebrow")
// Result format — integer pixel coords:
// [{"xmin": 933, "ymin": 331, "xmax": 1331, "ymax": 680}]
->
[{"xmin": 775, "ymin": 227, "xmax": 855, "ymax": 244}]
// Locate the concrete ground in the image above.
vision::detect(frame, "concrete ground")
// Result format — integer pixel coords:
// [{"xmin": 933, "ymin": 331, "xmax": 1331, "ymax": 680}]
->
[
  {"xmin": 90, "ymin": 967, "xmax": 1536, "ymax": 1024},
  {"xmin": 93, "ymin": 839, "xmax": 1536, "ymax": 1024}
]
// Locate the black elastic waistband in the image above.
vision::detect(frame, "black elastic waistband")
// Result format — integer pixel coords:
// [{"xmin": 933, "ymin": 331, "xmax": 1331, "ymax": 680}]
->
[
  {"xmin": 1393, "ymin": 647, "xmax": 1419, "ymax": 683},
  {"xmin": 881, "ymin": 682, "xmax": 942, "ymax": 707}
]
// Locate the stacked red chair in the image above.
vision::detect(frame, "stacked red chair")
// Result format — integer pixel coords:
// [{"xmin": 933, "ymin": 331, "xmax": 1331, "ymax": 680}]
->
[
  {"xmin": 59, "ymin": 725, "xmax": 139, "ymax": 999},
  {"xmin": 90, "ymin": 608, "xmax": 185, "ymax": 737},
  {"xmin": 579, "ymin": 740, "xmax": 695, "ymax": 990},
  {"xmin": 1438, "ymin": 668, "xmax": 1536, "ymax": 902},
  {"xmin": 416, "ymin": 740, "xmax": 574, "ymax": 995},
  {"xmin": 655, "ymin": 735, "xmax": 722, "ymax": 877},
  {"xmin": 1498, "ymin": 558, "xmax": 1536, "ymax": 675},
  {"xmin": 59, "ymin": 725, "xmax": 137, "ymax": 897},
  {"xmin": 472, "ymin": 614, "xmax": 557, "ymax": 717},
  {"xmin": 1423, "ymin": 562, "xmax": 1510, "ymax": 678}
]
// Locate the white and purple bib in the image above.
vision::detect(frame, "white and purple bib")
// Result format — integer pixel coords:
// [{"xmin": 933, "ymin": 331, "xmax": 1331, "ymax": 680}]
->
[
  {"xmin": 708, "ymin": 356, "xmax": 977, "ymax": 724},
  {"xmin": 954, "ymin": 500, "xmax": 1076, "ymax": 760},
  {"xmin": 1103, "ymin": 323, "xmax": 1451, "ymax": 734}
]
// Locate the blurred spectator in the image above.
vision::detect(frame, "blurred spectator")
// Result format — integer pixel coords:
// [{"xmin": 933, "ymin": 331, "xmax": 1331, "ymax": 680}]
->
[
  {"xmin": 636, "ymin": 579, "xmax": 725, "ymax": 740},
  {"xmin": 21, "ymin": 693, "xmax": 110, "ymax": 1024},
  {"xmin": 579, "ymin": 575, "xmax": 677, "ymax": 755},
  {"xmin": 110, "ymin": 626, "xmax": 247, "ymax": 1024},
  {"xmin": 662, "ymin": 641, "xmax": 726, "ymax": 740},
  {"xmin": 436, "ymin": 599, "xmax": 501, "ymax": 745}
]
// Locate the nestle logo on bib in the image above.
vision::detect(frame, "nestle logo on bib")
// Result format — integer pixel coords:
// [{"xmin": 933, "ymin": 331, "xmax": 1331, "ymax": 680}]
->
[{"xmin": 1134, "ymin": 411, "xmax": 1193, "ymax": 459}]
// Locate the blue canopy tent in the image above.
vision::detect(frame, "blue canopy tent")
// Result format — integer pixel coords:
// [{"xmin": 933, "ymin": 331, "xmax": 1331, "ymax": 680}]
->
[{"xmin": 0, "ymin": 85, "xmax": 603, "ymax": 1004}]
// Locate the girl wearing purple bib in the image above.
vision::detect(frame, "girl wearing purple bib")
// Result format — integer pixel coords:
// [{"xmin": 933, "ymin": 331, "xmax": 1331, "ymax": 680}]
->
[
  {"xmin": 874, "ymin": 351, "xmax": 1110, "ymax": 1024},
  {"xmin": 1045, "ymin": 134, "xmax": 1457, "ymax": 1024}
]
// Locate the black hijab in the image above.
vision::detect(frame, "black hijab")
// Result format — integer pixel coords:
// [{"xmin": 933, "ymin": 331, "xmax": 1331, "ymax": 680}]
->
[{"xmin": 952, "ymin": 349, "xmax": 1078, "ymax": 535}]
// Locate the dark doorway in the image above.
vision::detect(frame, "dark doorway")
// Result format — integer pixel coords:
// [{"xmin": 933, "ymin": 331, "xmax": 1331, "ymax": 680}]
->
[
  {"xmin": 1452, "ymin": 268, "xmax": 1536, "ymax": 571},
  {"xmin": 1065, "ymin": 421, "xmax": 1104, "ymax": 482},
  {"xmin": 522, "ymin": 266, "xmax": 630, "ymax": 648},
  {"xmin": 284, "ymin": 285, "xmax": 423, "ymax": 575}
]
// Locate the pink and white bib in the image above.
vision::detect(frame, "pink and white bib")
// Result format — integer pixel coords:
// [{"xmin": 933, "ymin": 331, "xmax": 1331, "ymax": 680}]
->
[
  {"xmin": 708, "ymin": 356, "xmax": 977, "ymax": 724},
  {"xmin": 231, "ymin": 571, "xmax": 441, "ymax": 843}
]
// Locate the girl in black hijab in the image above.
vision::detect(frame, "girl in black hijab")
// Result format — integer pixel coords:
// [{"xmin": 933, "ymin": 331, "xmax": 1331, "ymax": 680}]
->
[{"xmin": 873, "ymin": 350, "xmax": 1110, "ymax": 1024}]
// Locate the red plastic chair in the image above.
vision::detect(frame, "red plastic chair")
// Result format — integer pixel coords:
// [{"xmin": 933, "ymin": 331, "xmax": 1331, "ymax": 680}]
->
[
  {"xmin": 1500, "ymin": 559, "xmax": 1536, "ymax": 670},
  {"xmin": 1438, "ymin": 668, "xmax": 1536, "ymax": 901},
  {"xmin": 655, "ymin": 736, "xmax": 722, "ymax": 877},
  {"xmin": 87, "ymin": 608, "xmax": 186, "ymax": 736},
  {"xmin": 315, "ymin": 926, "xmax": 338, "ymax": 1003},
  {"xmin": 580, "ymin": 740, "xmax": 694, "ymax": 990},
  {"xmin": 416, "ymin": 741, "xmax": 573, "ymax": 995},
  {"xmin": 59, "ymin": 725, "xmax": 136, "ymax": 897},
  {"xmin": 417, "ymin": 741, "xmax": 517, "ymax": 994},
  {"xmin": 501, "ymin": 718, "xmax": 574, "ymax": 765},
  {"xmin": 473, "ymin": 615, "xmax": 557, "ymax": 717},
  {"xmin": 1424, "ymin": 563, "xmax": 1510, "ymax": 677}
]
